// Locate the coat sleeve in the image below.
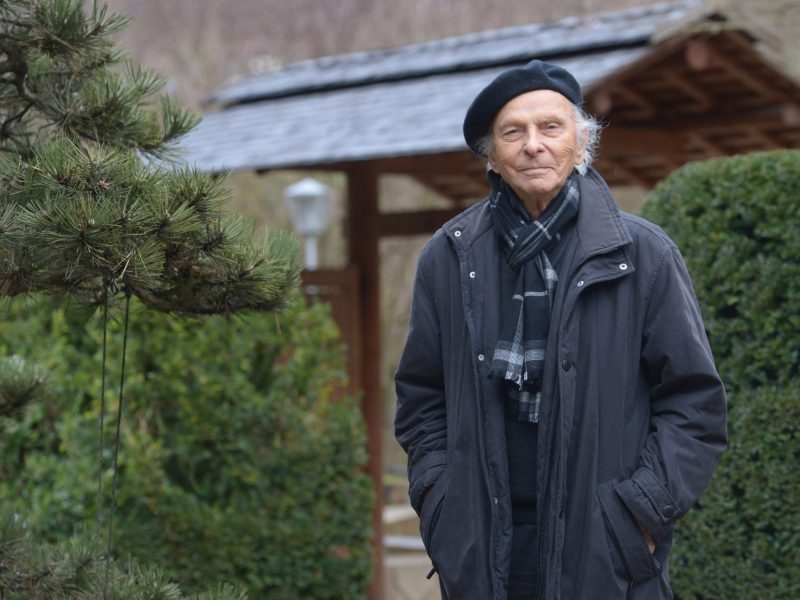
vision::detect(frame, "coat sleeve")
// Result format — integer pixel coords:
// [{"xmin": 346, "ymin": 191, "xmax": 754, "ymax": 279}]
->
[
  {"xmin": 394, "ymin": 243, "xmax": 448, "ymax": 515},
  {"xmin": 612, "ymin": 245, "xmax": 728, "ymax": 548}
]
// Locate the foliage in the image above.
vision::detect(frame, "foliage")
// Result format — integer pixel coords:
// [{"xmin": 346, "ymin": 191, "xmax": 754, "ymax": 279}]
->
[
  {"xmin": 641, "ymin": 150, "xmax": 800, "ymax": 599},
  {"xmin": 0, "ymin": 0, "xmax": 194, "ymax": 157},
  {"xmin": 0, "ymin": 516, "xmax": 235, "ymax": 600},
  {"xmin": 0, "ymin": 293, "xmax": 374, "ymax": 598},
  {"xmin": 0, "ymin": 0, "xmax": 299, "ymax": 313},
  {"xmin": 0, "ymin": 512, "xmax": 249, "ymax": 599},
  {"xmin": 0, "ymin": 2, "xmax": 368, "ymax": 598}
]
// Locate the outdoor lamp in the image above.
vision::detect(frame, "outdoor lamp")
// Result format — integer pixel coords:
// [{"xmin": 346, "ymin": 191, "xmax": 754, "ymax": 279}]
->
[{"xmin": 283, "ymin": 177, "xmax": 332, "ymax": 271}]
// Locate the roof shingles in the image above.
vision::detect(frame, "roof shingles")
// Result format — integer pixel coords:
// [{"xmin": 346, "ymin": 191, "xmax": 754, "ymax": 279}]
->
[{"xmin": 177, "ymin": 1, "xmax": 703, "ymax": 173}]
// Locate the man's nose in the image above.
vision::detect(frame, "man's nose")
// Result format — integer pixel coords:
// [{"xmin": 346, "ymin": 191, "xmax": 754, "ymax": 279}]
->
[{"xmin": 522, "ymin": 130, "xmax": 544, "ymax": 154}]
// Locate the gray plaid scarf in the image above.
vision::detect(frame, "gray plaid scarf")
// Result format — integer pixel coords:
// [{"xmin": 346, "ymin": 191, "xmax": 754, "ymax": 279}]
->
[{"xmin": 488, "ymin": 170, "xmax": 579, "ymax": 423}]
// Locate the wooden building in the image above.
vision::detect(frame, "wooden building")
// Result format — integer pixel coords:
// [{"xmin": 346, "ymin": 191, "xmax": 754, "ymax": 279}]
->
[{"xmin": 176, "ymin": 1, "xmax": 800, "ymax": 595}]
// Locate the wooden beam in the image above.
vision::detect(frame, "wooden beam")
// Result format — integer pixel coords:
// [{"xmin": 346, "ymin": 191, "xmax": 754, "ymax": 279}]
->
[
  {"xmin": 583, "ymin": 32, "xmax": 689, "ymax": 98},
  {"xmin": 346, "ymin": 164, "xmax": 384, "ymax": 600},
  {"xmin": 588, "ymin": 32, "xmax": 799, "ymax": 125},
  {"xmin": 726, "ymin": 29, "xmax": 778, "ymax": 61},
  {"xmin": 467, "ymin": 172, "xmax": 491, "ymax": 189},
  {"xmin": 663, "ymin": 71, "xmax": 715, "ymax": 110},
  {"xmin": 619, "ymin": 105, "xmax": 791, "ymax": 133},
  {"xmin": 689, "ymin": 133, "xmax": 727, "ymax": 157},
  {"xmin": 601, "ymin": 127, "xmax": 686, "ymax": 157},
  {"xmin": 411, "ymin": 175, "xmax": 467, "ymax": 204},
  {"xmin": 747, "ymin": 127, "xmax": 780, "ymax": 150},
  {"xmin": 417, "ymin": 174, "xmax": 488, "ymax": 200},
  {"xmin": 691, "ymin": 121, "xmax": 799, "ymax": 139},
  {"xmin": 378, "ymin": 208, "xmax": 462, "ymax": 237},
  {"xmin": 597, "ymin": 157, "xmax": 654, "ymax": 188},
  {"xmin": 725, "ymin": 29, "xmax": 757, "ymax": 54},
  {"xmin": 374, "ymin": 152, "xmax": 482, "ymax": 177},
  {"xmin": 703, "ymin": 41, "xmax": 794, "ymax": 105},
  {"xmin": 406, "ymin": 175, "xmax": 487, "ymax": 205},
  {"xmin": 466, "ymin": 172, "xmax": 491, "ymax": 193},
  {"xmin": 613, "ymin": 84, "xmax": 657, "ymax": 118}
]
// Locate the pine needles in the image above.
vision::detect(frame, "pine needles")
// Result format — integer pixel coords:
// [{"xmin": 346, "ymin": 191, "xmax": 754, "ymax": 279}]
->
[
  {"xmin": 0, "ymin": 512, "xmax": 250, "ymax": 599},
  {"xmin": 0, "ymin": 0, "xmax": 299, "ymax": 312},
  {"xmin": 0, "ymin": 137, "xmax": 299, "ymax": 312}
]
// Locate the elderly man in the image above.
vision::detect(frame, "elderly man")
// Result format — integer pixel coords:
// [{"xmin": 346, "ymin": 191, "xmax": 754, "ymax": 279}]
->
[{"xmin": 394, "ymin": 60, "xmax": 727, "ymax": 600}]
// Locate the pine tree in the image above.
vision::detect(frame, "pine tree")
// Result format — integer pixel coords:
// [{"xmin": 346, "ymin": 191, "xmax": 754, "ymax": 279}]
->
[
  {"xmin": 0, "ymin": 0, "xmax": 299, "ymax": 313},
  {"xmin": 0, "ymin": 510, "xmax": 249, "ymax": 599},
  {"xmin": 0, "ymin": 1, "xmax": 300, "ymax": 597}
]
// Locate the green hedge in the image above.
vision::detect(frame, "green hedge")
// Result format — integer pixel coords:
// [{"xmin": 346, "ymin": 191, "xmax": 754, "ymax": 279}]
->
[
  {"xmin": 642, "ymin": 150, "xmax": 800, "ymax": 599},
  {"xmin": 0, "ymin": 294, "xmax": 373, "ymax": 598}
]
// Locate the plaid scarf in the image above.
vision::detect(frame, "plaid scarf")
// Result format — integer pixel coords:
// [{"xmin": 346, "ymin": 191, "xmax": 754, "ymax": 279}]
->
[{"xmin": 488, "ymin": 170, "xmax": 579, "ymax": 423}]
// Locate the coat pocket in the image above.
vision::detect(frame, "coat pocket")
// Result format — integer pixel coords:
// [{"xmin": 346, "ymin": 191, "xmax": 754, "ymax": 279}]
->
[
  {"xmin": 419, "ymin": 469, "xmax": 449, "ymax": 554},
  {"xmin": 596, "ymin": 480, "xmax": 659, "ymax": 584},
  {"xmin": 600, "ymin": 505, "xmax": 631, "ymax": 582}
]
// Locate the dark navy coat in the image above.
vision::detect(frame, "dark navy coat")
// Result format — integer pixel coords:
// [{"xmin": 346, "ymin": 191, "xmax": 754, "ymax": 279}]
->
[{"xmin": 394, "ymin": 169, "xmax": 727, "ymax": 599}]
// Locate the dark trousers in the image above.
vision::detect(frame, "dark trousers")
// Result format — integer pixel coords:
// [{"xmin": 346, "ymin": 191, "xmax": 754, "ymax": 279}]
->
[{"xmin": 508, "ymin": 522, "xmax": 538, "ymax": 599}]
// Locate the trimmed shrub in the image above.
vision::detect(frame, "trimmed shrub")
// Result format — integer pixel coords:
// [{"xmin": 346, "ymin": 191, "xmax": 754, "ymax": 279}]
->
[
  {"xmin": 642, "ymin": 150, "xmax": 800, "ymax": 599},
  {"xmin": 0, "ymin": 294, "xmax": 373, "ymax": 598}
]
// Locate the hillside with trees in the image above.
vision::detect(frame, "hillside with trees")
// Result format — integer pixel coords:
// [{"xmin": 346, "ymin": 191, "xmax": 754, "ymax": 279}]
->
[{"xmin": 107, "ymin": 0, "xmax": 800, "ymax": 107}]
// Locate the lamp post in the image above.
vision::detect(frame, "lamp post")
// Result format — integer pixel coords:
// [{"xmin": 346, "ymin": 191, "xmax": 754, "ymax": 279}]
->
[{"xmin": 283, "ymin": 177, "xmax": 332, "ymax": 271}]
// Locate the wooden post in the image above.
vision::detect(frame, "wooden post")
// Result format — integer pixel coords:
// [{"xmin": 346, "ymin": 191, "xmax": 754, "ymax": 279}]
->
[
  {"xmin": 346, "ymin": 164, "xmax": 384, "ymax": 599},
  {"xmin": 301, "ymin": 267, "xmax": 362, "ymax": 399}
]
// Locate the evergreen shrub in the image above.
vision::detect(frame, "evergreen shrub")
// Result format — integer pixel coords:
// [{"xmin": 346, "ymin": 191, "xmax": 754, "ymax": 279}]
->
[
  {"xmin": 0, "ymin": 294, "xmax": 373, "ymax": 599},
  {"xmin": 641, "ymin": 150, "xmax": 800, "ymax": 599},
  {"xmin": 0, "ymin": 512, "xmax": 250, "ymax": 600}
]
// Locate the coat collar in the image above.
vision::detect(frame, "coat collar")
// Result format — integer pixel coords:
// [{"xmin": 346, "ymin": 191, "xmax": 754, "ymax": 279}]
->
[
  {"xmin": 573, "ymin": 167, "xmax": 632, "ymax": 262},
  {"xmin": 442, "ymin": 167, "xmax": 632, "ymax": 259}
]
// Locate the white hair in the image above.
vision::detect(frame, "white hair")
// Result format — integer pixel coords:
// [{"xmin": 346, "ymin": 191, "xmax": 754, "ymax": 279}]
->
[
  {"xmin": 571, "ymin": 104, "xmax": 603, "ymax": 175},
  {"xmin": 475, "ymin": 103, "xmax": 604, "ymax": 176}
]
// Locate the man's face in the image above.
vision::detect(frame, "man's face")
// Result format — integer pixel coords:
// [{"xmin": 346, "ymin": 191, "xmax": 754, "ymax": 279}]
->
[{"xmin": 489, "ymin": 89, "xmax": 585, "ymax": 214}]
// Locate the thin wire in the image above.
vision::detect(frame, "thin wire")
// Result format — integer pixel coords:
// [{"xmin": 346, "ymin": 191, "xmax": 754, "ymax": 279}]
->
[
  {"xmin": 95, "ymin": 290, "xmax": 109, "ymax": 553},
  {"xmin": 103, "ymin": 292, "xmax": 131, "ymax": 599}
]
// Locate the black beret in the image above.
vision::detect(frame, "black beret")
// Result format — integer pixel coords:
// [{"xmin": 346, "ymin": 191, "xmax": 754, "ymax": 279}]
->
[{"xmin": 463, "ymin": 59, "xmax": 583, "ymax": 155}]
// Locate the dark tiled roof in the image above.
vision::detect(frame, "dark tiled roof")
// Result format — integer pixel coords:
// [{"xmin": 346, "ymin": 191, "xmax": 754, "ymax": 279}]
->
[
  {"xmin": 207, "ymin": 1, "xmax": 699, "ymax": 106},
  {"xmin": 182, "ymin": 49, "xmax": 647, "ymax": 173},
  {"xmin": 177, "ymin": 1, "xmax": 703, "ymax": 173}
]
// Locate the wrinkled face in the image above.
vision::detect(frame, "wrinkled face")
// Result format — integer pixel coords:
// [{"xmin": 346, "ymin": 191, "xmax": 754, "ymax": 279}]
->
[{"xmin": 489, "ymin": 89, "xmax": 585, "ymax": 214}]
